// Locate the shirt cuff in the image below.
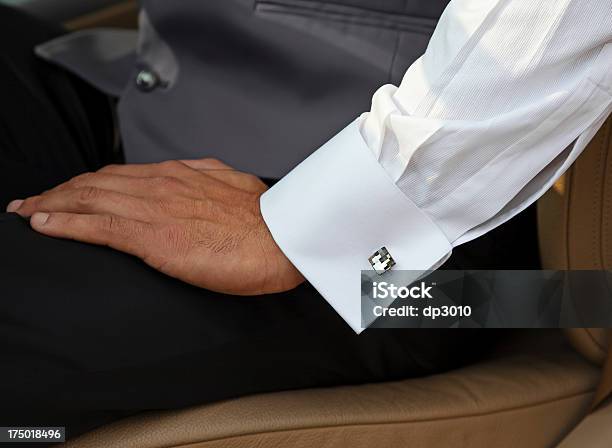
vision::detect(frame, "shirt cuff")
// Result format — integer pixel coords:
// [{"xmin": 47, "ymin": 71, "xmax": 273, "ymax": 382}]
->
[{"xmin": 260, "ymin": 119, "xmax": 453, "ymax": 333}]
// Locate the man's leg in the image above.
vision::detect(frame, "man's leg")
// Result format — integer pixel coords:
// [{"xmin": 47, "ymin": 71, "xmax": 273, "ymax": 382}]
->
[{"xmin": 0, "ymin": 212, "xmax": 490, "ymax": 438}]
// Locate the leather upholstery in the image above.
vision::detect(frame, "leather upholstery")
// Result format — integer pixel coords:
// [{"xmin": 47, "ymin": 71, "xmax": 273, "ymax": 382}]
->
[
  {"xmin": 68, "ymin": 331, "xmax": 598, "ymax": 448},
  {"xmin": 537, "ymin": 117, "xmax": 612, "ymax": 365}
]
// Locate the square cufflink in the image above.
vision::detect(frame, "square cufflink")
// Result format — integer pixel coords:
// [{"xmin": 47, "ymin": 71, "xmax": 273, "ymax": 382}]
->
[{"xmin": 369, "ymin": 247, "xmax": 396, "ymax": 275}]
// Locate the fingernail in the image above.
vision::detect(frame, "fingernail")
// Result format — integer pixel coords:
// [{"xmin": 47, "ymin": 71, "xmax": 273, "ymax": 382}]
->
[
  {"xmin": 31, "ymin": 212, "xmax": 50, "ymax": 227},
  {"xmin": 6, "ymin": 199, "xmax": 23, "ymax": 212}
]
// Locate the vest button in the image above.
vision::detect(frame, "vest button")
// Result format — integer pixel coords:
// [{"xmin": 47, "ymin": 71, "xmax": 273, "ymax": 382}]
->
[{"xmin": 135, "ymin": 69, "xmax": 160, "ymax": 92}]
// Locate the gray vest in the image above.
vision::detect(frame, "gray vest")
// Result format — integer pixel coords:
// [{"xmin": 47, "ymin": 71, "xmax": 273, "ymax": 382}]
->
[{"xmin": 36, "ymin": 0, "xmax": 449, "ymax": 178}]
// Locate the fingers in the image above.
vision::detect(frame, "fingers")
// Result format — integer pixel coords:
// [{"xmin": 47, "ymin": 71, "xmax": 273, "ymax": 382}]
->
[
  {"xmin": 48, "ymin": 172, "xmax": 192, "ymax": 199},
  {"xmin": 5, "ymin": 158, "xmax": 267, "ymax": 221},
  {"xmin": 15, "ymin": 187, "xmax": 153, "ymax": 221},
  {"xmin": 97, "ymin": 160, "xmax": 244, "ymax": 193},
  {"xmin": 49, "ymin": 172, "xmax": 152, "ymax": 196},
  {"xmin": 43, "ymin": 171, "xmax": 229, "ymax": 203},
  {"xmin": 83, "ymin": 158, "xmax": 266, "ymax": 193},
  {"xmin": 29, "ymin": 212, "xmax": 151, "ymax": 259}
]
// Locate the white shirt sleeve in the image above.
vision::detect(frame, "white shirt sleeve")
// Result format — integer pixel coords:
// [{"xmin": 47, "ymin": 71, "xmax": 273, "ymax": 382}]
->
[{"xmin": 260, "ymin": 0, "xmax": 612, "ymax": 333}]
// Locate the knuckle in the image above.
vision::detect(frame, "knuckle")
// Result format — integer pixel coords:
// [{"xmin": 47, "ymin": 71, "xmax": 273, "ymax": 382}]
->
[
  {"xmin": 102, "ymin": 214, "xmax": 116, "ymax": 232},
  {"xmin": 102, "ymin": 214, "xmax": 126, "ymax": 235},
  {"xmin": 77, "ymin": 186, "xmax": 101, "ymax": 204}
]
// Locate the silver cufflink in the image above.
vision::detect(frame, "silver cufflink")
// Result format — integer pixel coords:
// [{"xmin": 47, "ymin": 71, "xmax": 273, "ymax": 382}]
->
[{"xmin": 369, "ymin": 247, "xmax": 395, "ymax": 275}]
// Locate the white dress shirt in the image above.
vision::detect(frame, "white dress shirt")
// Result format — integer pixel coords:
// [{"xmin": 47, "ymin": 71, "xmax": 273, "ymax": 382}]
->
[{"xmin": 261, "ymin": 0, "xmax": 612, "ymax": 332}]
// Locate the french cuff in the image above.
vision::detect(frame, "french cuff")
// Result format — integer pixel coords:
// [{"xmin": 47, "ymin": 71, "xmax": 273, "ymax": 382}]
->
[{"xmin": 260, "ymin": 119, "xmax": 452, "ymax": 333}]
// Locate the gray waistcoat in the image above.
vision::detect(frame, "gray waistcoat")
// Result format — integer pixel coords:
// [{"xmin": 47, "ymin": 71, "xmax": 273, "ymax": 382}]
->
[{"xmin": 36, "ymin": 0, "xmax": 448, "ymax": 178}]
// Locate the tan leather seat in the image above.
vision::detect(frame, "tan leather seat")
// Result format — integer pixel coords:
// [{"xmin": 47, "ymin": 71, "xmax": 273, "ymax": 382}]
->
[{"xmin": 67, "ymin": 118, "xmax": 611, "ymax": 448}]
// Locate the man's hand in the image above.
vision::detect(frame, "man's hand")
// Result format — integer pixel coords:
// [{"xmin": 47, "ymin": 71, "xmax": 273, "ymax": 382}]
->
[{"xmin": 6, "ymin": 159, "xmax": 304, "ymax": 295}]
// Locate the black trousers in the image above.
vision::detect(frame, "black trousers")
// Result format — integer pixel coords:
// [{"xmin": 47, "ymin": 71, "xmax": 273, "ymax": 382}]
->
[{"xmin": 0, "ymin": 6, "xmax": 538, "ymax": 440}]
